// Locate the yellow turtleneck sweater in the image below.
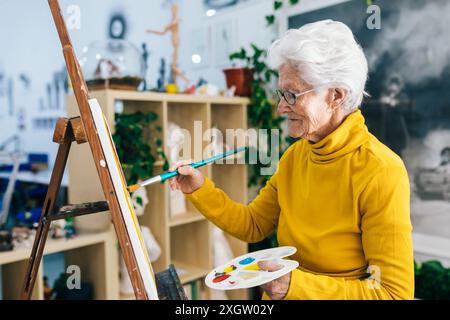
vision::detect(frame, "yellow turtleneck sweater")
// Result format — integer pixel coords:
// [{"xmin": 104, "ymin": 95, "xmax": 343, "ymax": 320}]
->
[{"xmin": 186, "ymin": 110, "xmax": 414, "ymax": 300}]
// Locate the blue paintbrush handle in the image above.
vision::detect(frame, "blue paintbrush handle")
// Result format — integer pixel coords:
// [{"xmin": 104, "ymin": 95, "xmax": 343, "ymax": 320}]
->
[{"xmin": 159, "ymin": 147, "xmax": 246, "ymax": 182}]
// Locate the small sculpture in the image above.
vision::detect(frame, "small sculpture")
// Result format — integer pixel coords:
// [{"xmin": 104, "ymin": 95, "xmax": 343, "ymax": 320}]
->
[
  {"xmin": 50, "ymin": 219, "xmax": 66, "ymax": 239},
  {"xmin": 222, "ymin": 85, "xmax": 236, "ymax": 97},
  {"xmin": 167, "ymin": 122, "xmax": 187, "ymax": 216},
  {"xmin": 131, "ymin": 184, "xmax": 149, "ymax": 216},
  {"xmin": 146, "ymin": 3, "xmax": 190, "ymax": 87},
  {"xmin": 195, "ymin": 83, "xmax": 219, "ymax": 96},
  {"xmin": 141, "ymin": 43, "xmax": 149, "ymax": 90},
  {"xmin": 204, "ymin": 127, "xmax": 232, "ymax": 164},
  {"xmin": 94, "ymin": 58, "xmax": 122, "ymax": 79},
  {"xmin": 157, "ymin": 58, "xmax": 166, "ymax": 92},
  {"xmin": 210, "ymin": 226, "xmax": 234, "ymax": 300}
]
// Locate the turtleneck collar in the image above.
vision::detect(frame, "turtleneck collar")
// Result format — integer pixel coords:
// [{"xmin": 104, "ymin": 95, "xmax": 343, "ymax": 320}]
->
[{"xmin": 306, "ymin": 110, "xmax": 370, "ymax": 163}]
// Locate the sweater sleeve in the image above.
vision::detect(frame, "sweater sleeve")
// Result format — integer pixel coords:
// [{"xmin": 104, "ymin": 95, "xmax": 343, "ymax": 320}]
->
[
  {"xmin": 283, "ymin": 164, "xmax": 414, "ymax": 300},
  {"xmin": 185, "ymin": 172, "xmax": 281, "ymax": 243}
]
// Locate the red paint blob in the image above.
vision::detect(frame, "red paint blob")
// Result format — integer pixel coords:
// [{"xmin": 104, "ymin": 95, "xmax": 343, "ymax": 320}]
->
[{"xmin": 213, "ymin": 274, "xmax": 231, "ymax": 283}]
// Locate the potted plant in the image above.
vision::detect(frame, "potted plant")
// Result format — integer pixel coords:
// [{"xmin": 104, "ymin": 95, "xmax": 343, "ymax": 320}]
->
[
  {"xmin": 113, "ymin": 111, "xmax": 169, "ymax": 186},
  {"xmin": 223, "ymin": 66, "xmax": 254, "ymax": 97}
]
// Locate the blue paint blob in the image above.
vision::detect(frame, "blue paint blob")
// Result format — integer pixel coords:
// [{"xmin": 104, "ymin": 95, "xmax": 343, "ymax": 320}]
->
[{"xmin": 238, "ymin": 257, "xmax": 255, "ymax": 265}]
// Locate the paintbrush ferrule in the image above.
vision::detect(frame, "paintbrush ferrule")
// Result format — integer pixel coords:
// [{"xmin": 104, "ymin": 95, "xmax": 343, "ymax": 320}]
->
[{"xmin": 140, "ymin": 175, "xmax": 163, "ymax": 187}]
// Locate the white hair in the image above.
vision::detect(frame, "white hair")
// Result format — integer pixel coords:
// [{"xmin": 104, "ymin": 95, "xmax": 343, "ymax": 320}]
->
[{"xmin": 268, "ymin": 19, "xmax": 369, "ymax": 112}]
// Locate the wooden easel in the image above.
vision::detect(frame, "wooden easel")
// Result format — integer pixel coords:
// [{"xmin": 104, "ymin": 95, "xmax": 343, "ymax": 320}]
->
[{"xmin": 21, "ymin": 0, "xmax": 186, "ymax": 300}]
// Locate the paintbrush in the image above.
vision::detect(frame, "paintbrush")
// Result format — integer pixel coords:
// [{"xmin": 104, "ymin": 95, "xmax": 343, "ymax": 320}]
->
[{"xmin": 127, "ymin": 146, "xmax": 247, "ymax": 193}]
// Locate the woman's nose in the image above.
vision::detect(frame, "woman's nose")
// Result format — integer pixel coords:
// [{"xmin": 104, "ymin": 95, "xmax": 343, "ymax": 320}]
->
[{"xmin": 277, "ymin": 100, "xmax": 290, "ymax": 115}]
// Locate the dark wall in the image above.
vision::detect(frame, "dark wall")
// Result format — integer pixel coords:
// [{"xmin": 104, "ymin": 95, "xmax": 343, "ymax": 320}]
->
[{"xmin": 288, "ymin": 0, "xmax": 450, "ymax": 155}]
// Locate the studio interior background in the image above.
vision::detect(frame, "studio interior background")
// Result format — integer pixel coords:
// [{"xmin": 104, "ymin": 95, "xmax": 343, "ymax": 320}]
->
[{"xmin": 0, "ymin": 0, "xmax": 449, "ymax": 300}]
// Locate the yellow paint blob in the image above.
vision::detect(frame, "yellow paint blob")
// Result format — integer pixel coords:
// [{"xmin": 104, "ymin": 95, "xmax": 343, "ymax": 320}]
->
[
  {"xmin": 243, "ymin": 263, "xmax": 260, "ymax": 271},
  {"xmin": 223, "ymin": 265, "xmax": 235, "ymax": 273}
]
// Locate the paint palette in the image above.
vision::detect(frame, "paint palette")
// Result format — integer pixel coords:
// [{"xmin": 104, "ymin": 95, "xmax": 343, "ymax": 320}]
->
[{"xmin": 205, "ymin": 246, "xmax": 299, "ymax": 290}]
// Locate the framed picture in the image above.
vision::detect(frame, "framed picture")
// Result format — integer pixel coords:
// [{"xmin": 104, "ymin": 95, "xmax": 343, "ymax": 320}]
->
[
  {"xmin": 287, "ymin": 0, "xmax": 450, "ymax": 239},
  {"xmin": 213, "ymin": 20, "xmax": 234, "ymax": 67},
  {"xmin": 189, "ymin": 26, "xmax": 211, "ymax": 69},
  {"xmin": 204, "ymin": 0, "xmax": 239, "ymax": 10}
]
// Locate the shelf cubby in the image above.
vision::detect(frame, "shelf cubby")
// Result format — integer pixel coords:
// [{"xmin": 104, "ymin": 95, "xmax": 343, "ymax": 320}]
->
[
  {"xmin": 210, "ymin": 102, "xmax": 249, "ymax": 299},
  {"xmin": 171, "ymin": 220, "xmax": 212, "ymax": 285},
  {"xmin": 1, "ymin": 260, "xmax": 43, "ymax": 300},
  {"xmin": 211, "ymin": 103, "xmax": 248, "ymax": 152},
  {"xmin": 169, "ymin": 210, "xmax": 206, "ymax": 228},
  {"xmin": 167, "ymin": 102, "xmax": 210, "ymax": 162},
  {"xmin": 0, "ymin": 231, "xmax": 118, "ymax": 300}
]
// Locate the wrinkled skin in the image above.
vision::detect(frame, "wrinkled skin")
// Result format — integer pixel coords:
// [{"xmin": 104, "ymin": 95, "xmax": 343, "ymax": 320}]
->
[{"xmin": 277, "ymin": 63, "xmax": 348, "ymax": 143}]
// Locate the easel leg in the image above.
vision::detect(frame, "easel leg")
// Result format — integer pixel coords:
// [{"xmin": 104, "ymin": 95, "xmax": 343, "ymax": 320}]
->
[{"xmin": 20, "ymin": 140, "xmax": 72, "ymax": 299}]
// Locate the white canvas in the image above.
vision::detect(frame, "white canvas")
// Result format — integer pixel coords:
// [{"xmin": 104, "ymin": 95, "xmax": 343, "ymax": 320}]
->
[{"xmin": 89, "ymin": 98, "xmax": 159, "ymax": 300}]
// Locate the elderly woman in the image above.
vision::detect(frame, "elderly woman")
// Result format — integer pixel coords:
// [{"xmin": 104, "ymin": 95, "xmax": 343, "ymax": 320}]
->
[{"xmin": 169, "ymin": 20, "xmax": 414, "ymax": 300}]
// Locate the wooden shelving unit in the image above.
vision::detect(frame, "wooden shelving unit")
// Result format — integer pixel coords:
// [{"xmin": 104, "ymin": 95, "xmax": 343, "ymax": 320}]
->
[
  {"xmin": 67, "ymin": 90, "xmax": 250, "ymax": 300},
  {"xmin": 0, "ymin": 231, "xmax": 118, "ymax": 300}
]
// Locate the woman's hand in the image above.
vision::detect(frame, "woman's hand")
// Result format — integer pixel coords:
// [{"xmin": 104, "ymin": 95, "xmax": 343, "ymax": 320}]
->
[
  {"xmin": 258, "ymin": 260, "xmax": 292, "ymax": 300},
  {"xmin": 168, "ymin": 159, "xmax": 205, "ymax": 194}
]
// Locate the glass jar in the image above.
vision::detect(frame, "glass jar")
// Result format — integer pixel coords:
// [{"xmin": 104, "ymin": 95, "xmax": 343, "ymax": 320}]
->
[{"xmin": 80, "ymin": 39, "xmax": 144, "ymax": 90}]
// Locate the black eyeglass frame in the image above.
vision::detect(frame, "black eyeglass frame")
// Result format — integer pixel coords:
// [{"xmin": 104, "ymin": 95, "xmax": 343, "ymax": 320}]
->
[{"xmin": 276, "ymin": 87, "xmax": 325, "ymax": 106}]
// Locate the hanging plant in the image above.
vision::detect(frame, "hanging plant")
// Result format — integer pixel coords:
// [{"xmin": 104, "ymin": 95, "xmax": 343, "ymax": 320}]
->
[
  {"xmin": 113, "ymin": 111, "xmax": 169, "ymax": 186},
  {"xmin": 265, "ymin": 0, "xmax": 300, "ymax": 26}
]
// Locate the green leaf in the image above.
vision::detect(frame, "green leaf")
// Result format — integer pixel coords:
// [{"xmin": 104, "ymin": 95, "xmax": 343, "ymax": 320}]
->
[
  {"xmin": 229, "ymin": 52, "xmax": 240, "ymax": 61},
  {"xmin": 274, "ymin": 1, "xmax": 283, "ymax": 10},
  {"xmin": 229, "ymin": 47, "xmax": 248, "ymax": 61},
  {"xmin": 265, "ymin": 15, "xmax": 275, "ymax": 26},
  {"xmin": 146, "ymin": 112, "xmax": 157, "ymax": 122},
  {"xmin": 289, "ymin": 0, "xmax": 300, "ymax": 5}
]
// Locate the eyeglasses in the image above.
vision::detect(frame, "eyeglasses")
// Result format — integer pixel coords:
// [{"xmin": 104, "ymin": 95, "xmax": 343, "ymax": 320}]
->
[{"xmin": 275, "ymin": 87, "xmax": 320, "ymax": 106}]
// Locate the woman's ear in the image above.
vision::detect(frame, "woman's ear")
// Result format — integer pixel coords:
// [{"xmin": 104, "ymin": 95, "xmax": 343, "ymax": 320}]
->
[{"xmin": 330, "ymin": 88, "xmax": 347, "ymax": 110}]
